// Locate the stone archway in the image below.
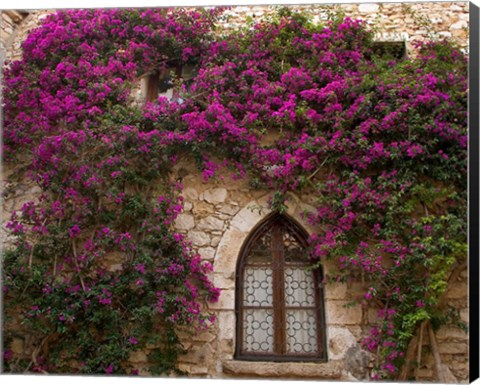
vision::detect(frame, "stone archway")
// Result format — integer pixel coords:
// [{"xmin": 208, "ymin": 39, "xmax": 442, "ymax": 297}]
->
[
  {"xmin": 213, "ymin": 192, "xmax": 316, "ymax": 292},
  {"xmin": 210, "ymin": 192, "xmax": 317, "ymax": 361}
]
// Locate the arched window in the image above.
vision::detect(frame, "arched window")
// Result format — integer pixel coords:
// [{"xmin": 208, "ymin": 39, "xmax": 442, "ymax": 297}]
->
[{"xmin": 235, "ymin": 214, "xmax": 327, "ymax": 361}]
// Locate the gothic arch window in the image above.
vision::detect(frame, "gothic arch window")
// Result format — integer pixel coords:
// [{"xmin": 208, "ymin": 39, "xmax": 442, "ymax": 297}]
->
[{"xmin": 235, "ymin": 213, "xmax": 327, "ymax": 362}]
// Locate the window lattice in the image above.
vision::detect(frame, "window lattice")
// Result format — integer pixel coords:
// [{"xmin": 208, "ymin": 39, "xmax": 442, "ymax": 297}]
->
[{"xmin": 236, "ymin": 214, "xmax": 326, "ymax": 361}]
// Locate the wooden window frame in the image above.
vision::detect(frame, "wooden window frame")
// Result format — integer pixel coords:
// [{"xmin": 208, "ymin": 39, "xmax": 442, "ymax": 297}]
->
[
  {"xmin": 145, "ymin": 64, "xmax": 183, "ymax": 103},
  {"xmin": 235, "ymin": 213, "xmax": 327, "ymax": 362}
]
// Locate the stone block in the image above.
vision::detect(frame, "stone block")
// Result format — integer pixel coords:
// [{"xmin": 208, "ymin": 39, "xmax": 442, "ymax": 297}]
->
[
  {"xmin": 192, "ymin": 330, "xmax": 216, "ymax": 343},
  {"xmin": 218, "ymin": 204, "xmax": 239, "ymax": 216},
  {"xmin": 197, "ymin": 216, "xmax": 224, "ymax": 232},
  {"xmin": 324, "ymin": 282, "xmax": 348, "ymax": 300},
  {"xmin": 209, "ymin": 289, "xmax": 235, "ymax": 310},
  {"xmin": 188, "ymin": 231, "xmax": 210, "ymax": 247},
  {"xmin": 325, "ymin": 300, "xmax": 362, "ymax": 325},
  {"xmin": 230, "ymin": 205, "xmax": 268, "ymax": 233},
  {"xmin": 344, "ymin": 346, "xmax": 371, "ymax": 380},
  {"xmin": 198, "ymin": 246, "xmax": 215, "ymax": 260},
  {"xmin": 452, "ymin": 29, "xmax": 467, "ymax": 38},
  {"xmin": 450, "ymin": 20, "xmax": 468, "ymax": 30},
  {"xmin": 450, "ymin": 4, "xmax": 464, "ymax": 11},
  {"xmin": 188, "ymin": 365, "xmax": 209, "ymax": 375},
  {"xmin": 213, "ymin": 272, "xmax": 235, "ymax": 290},
  {"xmin": 218, "ymin": 338, "xmax": 235, "ymax": 357},
  {"xmin": 218, "ymin": 310, "xmax": 236, "ymax": 342},
  {"xmin": 102, "ymin": 251, "xmax": 126, "ymax": 272},
  {"xmin": 417, "ymin": 368, "xmax": 434, "ymax": 379},
  {"xmin": 203, "ymin": 188, "xmax": 228, "ymax": 204},
  {"xmin": 210, "ymin": 236, "xmax": 221, "ymax": 247},
  {"xmin": 327, "ymin": 327, "xmax": 357, "ymax": 360},
  {"xmin": 222, "ymin": 360, "xmax": 342, "ymax": 378},
  {"xmin": 181, "ymin": 343, "xmax": 214, "ymax": 364},
  {"xmin": 177, "ymin": 363, "xmax": 192, "ymax": 373},
  {"xmin": 11, "ymin": 338, "xmax": 24, "ymax": 354},
  {"xmin": 367, "ymin": 307, "xmax": 381, "ymax": 324},
  {"xmin": 193, "ymin": 202, "xmax": 215, "ymax": 215},
  {"xmin": 214, "ymin": 228, "xmax": 245, "ymax": 274},
  {"xmin": 436, "ymin": 326, "xmax": 468, "ymax": 341},
  {"xmin": 358, "ymin": 4, "xmax": 379, "ymax": 13},
  {"xmin": 437, "ymin": 342, "xmax": 468, "ymax": 355},
  {"xmin": 175, "ymin": 213, "xmax": 195, "ymax": 230},
  {"xmin": 129, "ymin": 350, "xmax": 148, "ymax": 363},
  {"xmin": 182, "ymin": 187, "xmax": 199, "ymax": 201},
  {"xmin": 437, "ymin": 31, "xmax": 453, "ymax": 39}
]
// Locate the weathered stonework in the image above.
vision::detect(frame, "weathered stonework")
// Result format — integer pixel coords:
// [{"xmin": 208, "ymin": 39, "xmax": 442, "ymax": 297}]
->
[{"xmin": 1, "ymin": 2, "xmax": 470, "ymax": 382}]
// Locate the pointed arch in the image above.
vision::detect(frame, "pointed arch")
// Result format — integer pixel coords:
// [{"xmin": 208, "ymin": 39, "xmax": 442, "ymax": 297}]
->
[{"xmin": 235, "ymin": 213, "xmax": 327, "ymax": 361}]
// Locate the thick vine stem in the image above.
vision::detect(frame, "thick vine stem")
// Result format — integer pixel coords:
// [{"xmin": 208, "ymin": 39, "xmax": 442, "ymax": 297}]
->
[
  {"xmin": 414, "ymin": 321, "xmax": 426, "ymax": 380},
  {"xmin": 72, "ymin": 239, "xmax": 86, "ymax": 292},
  {"xmin": 25, "ymin": 334, "xmax": 54, "ymax": 374},
  {"xmin": 398, "ymin": 332, "xmax": 418, "ymax": 381},
  {"xmin": 427, "ymin": 321, "xmax": 445, "ymax": 383},
  {"xmin": 28, "ymin": 244, "xmax": 35, "ymax": 270}
]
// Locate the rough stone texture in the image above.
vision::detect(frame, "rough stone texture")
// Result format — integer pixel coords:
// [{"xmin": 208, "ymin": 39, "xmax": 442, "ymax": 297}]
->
[
  {"xmin": 222, "ymin": 360, "xmax": 343, "ymax": 379},
  {"xmin": 129, "ymin": 351, "xmax": 148, "ymax": 363},
  {"xmin": 327, "ymin": 327, "xmax": 357, "ymax": 360},
  {"xmin": 203, "ymin": 188, "xmax": 228, "ymax": 204},
  {"xmin": 436, "ymin": 326, "xmax": 468, "ymax": 341},
  {"xmin": 209, "ymin": 289, "xmax": 234, "ymax": 310},
  {"xmin": 10, "ymin": 338, "xmax": 24, "ymax": 354},
  {"xmin": 344, "ymin": 346, "xmax": 371, "ymax": 380},
  {"xmin": 197, "ymin": 246, "xmax": 215, "ymax": 260},
  {"xmin": 324, "ymin": 282, "xmax": 348, "ymax": 300},
  {"xmin": 188, "ymin": 230, "xmax": 211, "ymax": 247},
  {"xmin": 326, "ymin": 301, "xmax": 363, "ymax": 325},
  {"xmin": 196, "ymin": 216, "xmax": 224, "ymax": 232},
  {"xmin": 358, "ymin": 3, "xmax": 380, "ymax": 13},
  {"xmin": 174, "ymin": 213, "xmax": 195, "ymax": 230}
]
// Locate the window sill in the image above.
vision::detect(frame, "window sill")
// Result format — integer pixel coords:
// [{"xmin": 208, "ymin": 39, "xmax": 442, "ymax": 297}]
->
[{"xmin": 222, "ymin": 359, "xmax": 342, "ymax": 379}]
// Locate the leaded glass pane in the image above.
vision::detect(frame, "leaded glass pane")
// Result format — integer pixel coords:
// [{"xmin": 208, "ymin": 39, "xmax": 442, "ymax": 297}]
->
[
  {"xmin": 284, "ymin": 267, "xmax": 315, "ymax": 307},
  {"xmin": 247, "ymin": 230, "xmax": 272, "ymax": 264},
  {"xmin": 243, "ymin": 267, "xmax": 273, "ymax": 306},
  {"xmin": 243, "ymin": 309, "xmax": 274, "ymax": 353},
  {"xmin": 286, "ymin": 309, "xmax": 318, "ymax": 354},
  {"xmin": 283, "ymin": 231, "xmax": 306, "ymax": 264}
]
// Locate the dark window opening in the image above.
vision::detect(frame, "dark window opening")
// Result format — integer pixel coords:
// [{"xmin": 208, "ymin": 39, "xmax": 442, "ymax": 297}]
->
[
  {"xmin": 145, "ymin": 64, "xmax": 197, "ymax": 103},
  {"xmin": 371, "ymin": 41, "xmax": 407, "ymax": 60}
]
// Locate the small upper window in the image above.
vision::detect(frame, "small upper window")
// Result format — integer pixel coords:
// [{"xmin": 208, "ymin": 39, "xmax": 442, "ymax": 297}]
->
[
  {"xmin": 235, "ymin": 214, "xmax": 327, "ymax": 362},
  {"xmin": 371, "ymin": 41, "xmax": 407, "ymax": 60},
  {"xmin": 145, "ymin": 63, "xmax": 197, "ymax": 103}
]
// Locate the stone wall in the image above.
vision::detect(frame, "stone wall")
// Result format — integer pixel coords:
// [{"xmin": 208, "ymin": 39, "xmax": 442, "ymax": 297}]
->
[
  {"xmin": 219, "ymin": 2, "xmax": 469, "ymax": 52},
  {"xmin": 1, "ymin": 11, "xmax": 27, "ymax": 65},
  {"xmin": 165, "ymin": 160, "xmax": 469, "ymax": 382},
  {"xmin": 1, "ymin": 10, "xmax": 46, "ymax": 64},
  {"xmin": 169, "ymin": 159, "xmax": 372, "ymax": 380},
  {"xmin": 1, "ymin": 2, "xmax": 470, "ymax": 382},
  {"xmin": 0, "ymin": 158, "xmax": 470, "ymax": 381}
]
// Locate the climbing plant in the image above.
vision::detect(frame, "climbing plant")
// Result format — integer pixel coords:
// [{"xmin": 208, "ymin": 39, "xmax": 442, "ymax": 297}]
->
[{"xmin": 2, "ymin": 7, "xmax": 467, "ymax": 379}]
